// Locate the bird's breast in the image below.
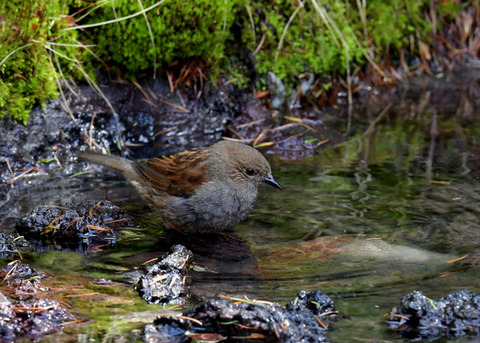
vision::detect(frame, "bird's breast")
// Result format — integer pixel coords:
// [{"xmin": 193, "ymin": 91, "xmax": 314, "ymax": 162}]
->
[{"xmin": 185, "ymin": 181, "xmax": 258, "ymax": 232}]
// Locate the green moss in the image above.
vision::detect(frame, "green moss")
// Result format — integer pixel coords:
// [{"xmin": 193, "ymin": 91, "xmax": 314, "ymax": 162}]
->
[
  {"xmin": 0, "ymin": 0, "xmax": 88, "ymax": 124},
  {"xmin": 87, "ymin": 0, "xmax": 239, "ymax": 77},
  {"xmin": 1, "ymin": 0, "xmax": 467, "ymax": 123},
  {"xmin": 365, "ymin": 0, "xmax": 430, "ymax": 50},
  {"xmin": 238, "ymin": 0, "xmax": 431, "ymax": 87}
]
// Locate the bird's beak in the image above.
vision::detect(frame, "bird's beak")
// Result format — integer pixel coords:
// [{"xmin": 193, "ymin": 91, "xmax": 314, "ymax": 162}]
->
[{"xmin": 264, "ymin": 174, "xmax": 282, "ymax": 190}]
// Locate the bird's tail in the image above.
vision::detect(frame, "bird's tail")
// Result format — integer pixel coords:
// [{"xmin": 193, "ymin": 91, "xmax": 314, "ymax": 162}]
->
[{"xmin": 78, "ymin": 151, "xmax": 130, "ymax": 172}]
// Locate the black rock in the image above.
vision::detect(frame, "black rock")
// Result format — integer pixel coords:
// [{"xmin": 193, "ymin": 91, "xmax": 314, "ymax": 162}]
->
[
  {"xmin": 144, "ymin": 290, "xmax": 339, "ymax": 342},
  {"xmin": 387, "ymin": 289, "xmax": 480, "ymax": 341},
  {"xmin": 16, "ymin": 200, "xmax": 139, "ymax": 251}
]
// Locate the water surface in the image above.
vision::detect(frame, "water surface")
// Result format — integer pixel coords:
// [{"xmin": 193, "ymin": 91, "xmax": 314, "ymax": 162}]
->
[{"xmin": 2, "ymin": 71, "xmax": 480, "ymax": 342}]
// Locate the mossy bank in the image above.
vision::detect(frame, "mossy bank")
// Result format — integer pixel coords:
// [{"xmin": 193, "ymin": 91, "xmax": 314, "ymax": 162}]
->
[{"xmin": 1, "ymin": 0, "xmax": 478, "ymax": 122}]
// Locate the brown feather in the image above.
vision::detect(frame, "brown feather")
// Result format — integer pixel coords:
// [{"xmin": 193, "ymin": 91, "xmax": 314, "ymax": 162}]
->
[{"xmin": 133, "ymin": 148, "xmax": 209, "ymax": 197}]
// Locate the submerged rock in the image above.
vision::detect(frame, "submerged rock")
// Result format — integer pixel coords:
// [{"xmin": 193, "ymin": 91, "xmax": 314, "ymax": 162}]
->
[
  {"xmin": 144, "ymin": 290, "xmax": 339, "ymax": 342},
  {"xmin": 387, "ymin": 289, "xmax": 480, "ymax": 340},
  {"xmin": 0, "ymin": 261, "xmax": 48, "ymax": 299},
  {"xmin": 0, "ymin": 262, "xmax": 78, "ymax": 341},
  {"xmin": 0, "ymin": 296, "xmax": 77, "ymax": 342},
  {"xmin": 340, "ymin": 239, "xmax": 455, "ymax": 264},
  {"xmin": 137, "ymin": 245, "xmax": 193, "ymax": 305}
]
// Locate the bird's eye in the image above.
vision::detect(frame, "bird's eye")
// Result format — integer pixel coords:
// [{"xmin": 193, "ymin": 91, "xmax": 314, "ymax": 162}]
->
[{"xmin": 245, "ymin": 167, "xmax": 255, "ymax": 176}]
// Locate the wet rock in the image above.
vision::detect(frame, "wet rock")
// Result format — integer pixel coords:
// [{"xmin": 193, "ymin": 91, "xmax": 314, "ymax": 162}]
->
[
  {"xmin": 137, "ymin": 245, "xmax": 193, "ymax": 305},
  {"xmin": 0, "ymin": 261, "xmax": 48, "ymax": 299},
  {"xmin": 144, "ymin": 290, "xmax": 339, "ymax": 342},
  {"xmin": 0, "ymin": 296, "xmax": 77, "ymax": 342},
  {"xmin": 16, "ymin": 200, "xmax": 139, "ymax": 251},
  {"xmin": 387, "ymin": 289, "xmax": 480, "ymax": 340},
  {"xmin": 0, "ymin": 233, "xmax": 29, "ymax": 259}
]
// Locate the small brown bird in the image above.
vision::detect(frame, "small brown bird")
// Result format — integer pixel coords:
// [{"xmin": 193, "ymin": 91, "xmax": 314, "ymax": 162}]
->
[{"xmin": 79, "ymin": 140, "xmax": 281, "ymax": 233}]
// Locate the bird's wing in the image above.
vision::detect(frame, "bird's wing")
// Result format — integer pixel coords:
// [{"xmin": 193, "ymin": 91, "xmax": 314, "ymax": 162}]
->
[{"xmin": 133, "ymin": 149, "xmax": 209, "ymax": 198}]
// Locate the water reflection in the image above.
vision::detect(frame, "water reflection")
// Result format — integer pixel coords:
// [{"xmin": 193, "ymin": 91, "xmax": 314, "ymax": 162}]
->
[{"xmin": 235, "ymin": 72, "xmax": 480, "ymax": 340}]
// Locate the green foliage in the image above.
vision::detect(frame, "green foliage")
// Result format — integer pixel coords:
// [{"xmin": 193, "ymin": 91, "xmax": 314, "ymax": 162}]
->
[
  {"xmin": 87, "ymin": 0, "xmax": 239, "ymax": 77},
  {"xmin": 239, "ymin": 0, "xmax": 431, "ymax": 86},
  {"xmin": 0, "ymin": 0, "xmax": 86, "ymax": 124}
]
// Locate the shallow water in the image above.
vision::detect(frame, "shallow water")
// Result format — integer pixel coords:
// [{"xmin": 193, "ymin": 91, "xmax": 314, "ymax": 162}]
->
[{"xmin": 2, "ymin": 71, "xmax": 480, "ymax": 342}]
